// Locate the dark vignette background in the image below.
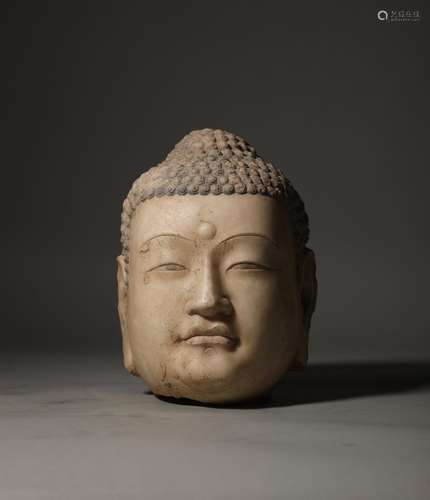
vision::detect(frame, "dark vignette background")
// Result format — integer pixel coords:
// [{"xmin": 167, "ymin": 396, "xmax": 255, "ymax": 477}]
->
[{"xmin": 3, "ymin": 2, "xmax": 429, "ymax": 361}]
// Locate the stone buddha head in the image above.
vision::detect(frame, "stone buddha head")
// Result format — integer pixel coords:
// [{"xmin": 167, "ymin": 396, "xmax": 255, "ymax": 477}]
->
[{"xmin": 117, "ymin": 129, "xmax": 317, "ymax": 404}]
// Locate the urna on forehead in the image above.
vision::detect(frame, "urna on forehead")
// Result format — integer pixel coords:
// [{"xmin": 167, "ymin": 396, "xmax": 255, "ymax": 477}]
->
[
  {"xmin": 120, "ymin": 129, "xmax": 310, "ymax": 262},
  {"xmin": 197, "ymin": 221, "xmax": 217, "ymax": 240}
]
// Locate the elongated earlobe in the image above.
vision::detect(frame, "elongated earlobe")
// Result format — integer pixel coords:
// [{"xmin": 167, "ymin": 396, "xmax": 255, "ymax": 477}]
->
[
  {"xmin": 117, "ymin": 255, "xmax": 138, "ymax": 375},
  {"xmin": 292, "ymin": 248, "xmax": 318, "ymax": 369}
]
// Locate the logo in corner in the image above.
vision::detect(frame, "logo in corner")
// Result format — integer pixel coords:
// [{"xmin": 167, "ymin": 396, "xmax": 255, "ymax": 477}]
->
[
  {"xmin": 377, "ymin": 9, "xmax": 421, "ymax": 22},
  {"xmin": 377, "ymin": 10, "xmax": 389, "ymax": 21}
]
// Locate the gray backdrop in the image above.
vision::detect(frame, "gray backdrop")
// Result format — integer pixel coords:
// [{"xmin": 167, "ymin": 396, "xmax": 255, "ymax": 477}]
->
[{"xmin": 4, "ymin": 2, "xmax": 429, "ymax": 361}]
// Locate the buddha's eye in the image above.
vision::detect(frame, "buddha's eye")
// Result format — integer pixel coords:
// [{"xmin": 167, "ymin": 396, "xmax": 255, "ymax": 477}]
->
[
  {"xmin": 227, "ymin": 261, "xmax": 271, "ymax": 271},
  {"xmin": 149, "ymin": 263, "xmax": 187, "ymax": 272}
]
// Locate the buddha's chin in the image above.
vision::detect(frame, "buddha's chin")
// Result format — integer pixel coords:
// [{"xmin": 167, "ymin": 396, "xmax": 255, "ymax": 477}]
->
[
  {"xmin": 148, "ymin": 347, "xmax": 251, "ymax": 403},
  {"xmin": 149, "ymin": 351, "xmax": 277, "ymax": 404}
]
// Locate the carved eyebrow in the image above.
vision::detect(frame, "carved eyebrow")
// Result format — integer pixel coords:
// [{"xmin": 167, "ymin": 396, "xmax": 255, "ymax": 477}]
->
[
  {"xmin": 139, "ymin": 233, "xmax": 193, "ymax": 252},
  {"xmin": 216, "ymin": 233, "xmax": 279, "ymax": 249}
]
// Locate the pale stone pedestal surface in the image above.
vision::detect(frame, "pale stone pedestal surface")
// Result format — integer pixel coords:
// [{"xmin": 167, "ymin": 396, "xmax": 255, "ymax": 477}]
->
[{"xmin": 1, "ymin": 353, "xmax": 429, "ymax": 500}]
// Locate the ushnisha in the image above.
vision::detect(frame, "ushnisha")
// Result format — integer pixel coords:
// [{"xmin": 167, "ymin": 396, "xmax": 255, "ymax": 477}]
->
[{"xmin": 117, "ymin": 129, "xmax": 317, "ymax": 404}]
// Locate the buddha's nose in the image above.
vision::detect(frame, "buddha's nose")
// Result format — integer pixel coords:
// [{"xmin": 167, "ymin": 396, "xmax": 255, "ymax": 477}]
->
[{"xmin": 185, "ymin": 260, "xmax": 233, "ymax": 319}]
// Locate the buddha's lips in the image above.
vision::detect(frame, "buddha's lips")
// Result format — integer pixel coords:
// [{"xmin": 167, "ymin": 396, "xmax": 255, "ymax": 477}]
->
[{"xmin": 181, "ymin": 324, "xmax": 237, "ymax": 345}]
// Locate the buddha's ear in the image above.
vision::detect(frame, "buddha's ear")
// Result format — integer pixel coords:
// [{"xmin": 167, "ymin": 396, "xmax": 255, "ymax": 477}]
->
[
  {"xmin": 292, "ymin": 248, "xmax": 318, "ymax": 369},
  {"xmin": 116, "ymin": 255, "xmax": 137, "ymax": 375}
]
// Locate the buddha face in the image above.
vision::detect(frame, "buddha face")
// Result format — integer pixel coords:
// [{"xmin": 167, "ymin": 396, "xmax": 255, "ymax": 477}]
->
[{"xmin": 117, "ymin": 194, "xmax": 315, "ymax": 403}]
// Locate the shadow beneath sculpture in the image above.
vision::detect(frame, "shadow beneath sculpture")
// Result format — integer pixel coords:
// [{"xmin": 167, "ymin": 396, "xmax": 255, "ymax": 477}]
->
[{"xmin": 156, "ymin": 362, "xmax": 430, "ymax": 409}]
